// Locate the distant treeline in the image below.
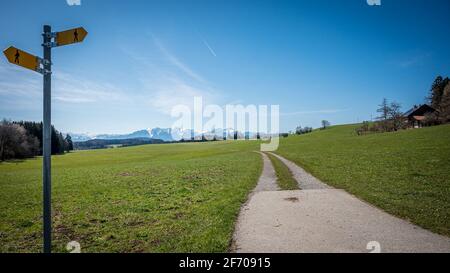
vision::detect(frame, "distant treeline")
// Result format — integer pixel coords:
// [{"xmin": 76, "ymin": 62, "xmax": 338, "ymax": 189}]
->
[
  {"xmin": 74, "ymin": 138, "xmax": 165, "ymax": 150},
  {"xmin": 0, "ymin": 120, "xmax": 73, "ymax": 161},
  {"xmin": 295, "ymin": 126, "xmax": 314, "ymax": 135},
  {"xmin": 74, "ymin": 134, "xmax": 255, "ymax": 150}
]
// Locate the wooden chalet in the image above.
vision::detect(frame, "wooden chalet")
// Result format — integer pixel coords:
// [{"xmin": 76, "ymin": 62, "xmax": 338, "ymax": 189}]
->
[{"xmin": 403, "ymin": 104, "xmax": 436, "ymax": 128}]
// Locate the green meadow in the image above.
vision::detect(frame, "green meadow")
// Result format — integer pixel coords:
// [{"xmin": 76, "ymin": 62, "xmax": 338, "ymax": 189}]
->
[
  {"xmin": 1, "ymin": 124, "xmax": 450, "ymax": 253},
  {"xmin": 0, "ymin": 141, "xmax": 261, "ymax": 253},
  {"xmin": 276, "ymin": 124, "xmax": 450, "ymax": 236}
]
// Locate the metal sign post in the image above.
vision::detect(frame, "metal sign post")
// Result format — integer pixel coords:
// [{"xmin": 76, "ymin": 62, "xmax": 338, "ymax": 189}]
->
[
  {"xmin": 42, "ymin": 25, "xmax": 52, "ymax": 254},
  {"xmin": 3, "ymin": 25, "xmax": 87, "ymax": 253}
]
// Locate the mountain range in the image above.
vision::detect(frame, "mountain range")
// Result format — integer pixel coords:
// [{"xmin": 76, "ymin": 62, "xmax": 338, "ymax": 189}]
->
[
  {"xmin": 70, "ymin": 128, "xmax": 261, "ymax": 143},
  {"xmin": 71, "ymin": 128, "xmax": 175, "ymax": 142}
]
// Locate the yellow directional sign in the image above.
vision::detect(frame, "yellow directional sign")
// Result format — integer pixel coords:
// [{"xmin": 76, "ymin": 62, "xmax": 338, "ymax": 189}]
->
[
  {"xmin": 3, "ymin": 46, "xmax": 40, "ymax": 72},
  {"xmin": 56, "ymin": 27, "xmax": 88, "ymax": 47}
]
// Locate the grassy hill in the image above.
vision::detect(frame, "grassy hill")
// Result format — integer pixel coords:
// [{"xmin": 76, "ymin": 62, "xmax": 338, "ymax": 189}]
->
[
  {"xmin": 2, "ymin": 124, "xmax": 449, "ymax": 253},
  {"xmin": 0, "ymin": 141, "xmax": 261, "ymax": 253},
  {"xmin": 276, "ymin": 124, "xmax": 450, "ymax": 236}
]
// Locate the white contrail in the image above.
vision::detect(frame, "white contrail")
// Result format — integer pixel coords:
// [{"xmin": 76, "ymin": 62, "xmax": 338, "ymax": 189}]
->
[
  {"xmin": 202, "ymin": 39, "xmax": 217, "ymax": 57},
  {"xmin": 153, "ymin": 36, "xmax": 207, "ymax": 83}
]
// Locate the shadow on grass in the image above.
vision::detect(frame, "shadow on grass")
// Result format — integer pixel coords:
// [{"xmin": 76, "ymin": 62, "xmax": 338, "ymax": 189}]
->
[
  {"xmin": 0, "ymin": 152, "xmax": 72, "ymax": 164},
  {"xmin": 0, "ymin": 158, "xmax": 29, "ymax": 164}
]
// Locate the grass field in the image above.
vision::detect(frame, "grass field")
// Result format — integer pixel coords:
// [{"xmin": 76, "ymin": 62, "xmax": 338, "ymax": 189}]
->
[
  {"xmin": 266, "ymin": 153, "xmax": 299, "ymax": 190},
  {"xmin": 0, "ymin": 141, "xmax": 261, "ymax": 253},
  {"xmin": 276, "ymin": 124, "xmax": 450, "ymax": 236},
  {"xmin": 2, "ymin": 124, "xmax": 449, "ymax": 253}
]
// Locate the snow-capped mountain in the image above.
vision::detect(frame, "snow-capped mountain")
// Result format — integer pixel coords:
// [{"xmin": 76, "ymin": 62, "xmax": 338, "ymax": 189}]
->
[
  {"xmin": 70, "ymin": 128, "xmax": 179, "ymax": 142},
  {"xmin": 70, "ymin": 130, "xmax": 152, "ymax": 142},
  {"xmin": 95, "ymin": 130, "xmax": 151, "ymax": 140},
  {"xmin": 70, "ymin": 133, "xmax": 98, "ymax": 142},
  {"xmin": 149, "ymin": 128, "xmax": 175, "ymax": 142},
  {"xmin": 70, "ymin": 128, "xmax": 262, "ymax": 142}
]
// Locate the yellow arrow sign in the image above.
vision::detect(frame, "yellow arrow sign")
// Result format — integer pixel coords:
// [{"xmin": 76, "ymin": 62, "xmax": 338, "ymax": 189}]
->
[
  {"xmin": 56, "ymin": 27, "xmax": 88, "ymax": 47},
  {"xmin": 3, "ymin": 46, "xmax": 40, "ymax": 72}
]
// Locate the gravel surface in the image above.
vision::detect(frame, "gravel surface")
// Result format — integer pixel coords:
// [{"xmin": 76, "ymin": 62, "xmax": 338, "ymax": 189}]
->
[
  {"xmin": 233, "ymin": 190, "xmax": 450, "ymax": 253},
  {"xmin": 268, "ymin": 152, "xmax": 331, "ymax": 190},
  {"xmin": 253, "ymin": 152, "xmax": 280, "ymax": 192},
  {"xmin": 231, "ymin": 152, "xmax": 450, "ymax": 253}
]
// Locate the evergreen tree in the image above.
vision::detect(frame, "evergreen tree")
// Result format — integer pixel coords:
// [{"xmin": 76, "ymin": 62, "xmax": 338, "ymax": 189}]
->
[
  {"xmin": 2, "ymin": 120, "xmax": 68, "ymax": 160},
  {"xmin": 65, "ymin": 134, "xmax": 74, "ymax": 152},
  {"xmin": 58, "ymin": 132, "xmax": 65, "ymax": 154},
  {"xmin": 429, "ymin": 76, "xmax": 444, "ymax": 109},
  {"xmin": 428, "ymin": 76, "xmax": 450, "ymax": 123},
  {"xmin": 51, "ymin": 126, "xmax": 65, "ymax": 155},
  {"xmin": 440, "ymin": 82, "xmax": 450, "ymax": 123}
]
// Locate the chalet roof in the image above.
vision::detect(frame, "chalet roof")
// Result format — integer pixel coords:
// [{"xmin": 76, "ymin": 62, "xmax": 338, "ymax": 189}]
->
[{"xmin": 404, "ymin": 104, "xmax": 436, "ymax": 117}]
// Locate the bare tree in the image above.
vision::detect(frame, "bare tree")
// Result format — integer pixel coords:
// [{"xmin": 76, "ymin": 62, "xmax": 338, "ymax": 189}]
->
[
  {"xmin": 388, "ymin": 101, "xmax": 403, "ymax": 131},
  {"xmin": 377, "ymin": 98, "xmax": 391, "ymax": 132},
  {"xmin": 377, "ymin": 98, "xmax": 390, "ymax": 120},
  {"xmin": 0, "ymin": 120, "xmax": 39, "ymax": 161},
  {"xmin": 0, "ymin": 120, "xmax": 22, "ymax": 160},
  {"xmin": 0, "ymin": 121, "xmax": 9, "ymax": 161},
  {"xmin": 321, "ymin": 120, "xmax": 331, "ymax": 130}
]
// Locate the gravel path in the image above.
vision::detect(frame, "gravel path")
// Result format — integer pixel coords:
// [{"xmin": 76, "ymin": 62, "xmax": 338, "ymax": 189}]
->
[
  {"xmin": 233, "ymin": 189, "xmax": 450, "ymax": 253},
  {"xmin": 268, "ymin": 152, "xmax": 330, "ymax": 190},
  {"xmin": 253, "ymin": 152, "xmax": 280, "ymax": 192},
  {"xmin": 231, "ymin": 152, "xmax": 450, "ymax": 253}
]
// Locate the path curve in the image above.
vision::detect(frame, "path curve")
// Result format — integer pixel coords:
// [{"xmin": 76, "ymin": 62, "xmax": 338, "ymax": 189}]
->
[
  {"xmin": 268, "ymin": 152, "xmax": 330, "ymax": 190},
  {"xmin": 232, "ymin": 152, "xmax": 450, "ymax": 253}
]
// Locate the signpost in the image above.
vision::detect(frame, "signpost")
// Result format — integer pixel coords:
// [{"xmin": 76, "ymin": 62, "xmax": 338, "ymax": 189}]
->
[
  {"xmin": 3, "ymin": 25, "xmax": 88, "ymax": 253},
  {"xmin": 55, "ymin": 27, "xmax": 88, "ymax": 47},
  {"xmin": 3, "ymin": 46, "xmax": 42, "ymax": 73}
]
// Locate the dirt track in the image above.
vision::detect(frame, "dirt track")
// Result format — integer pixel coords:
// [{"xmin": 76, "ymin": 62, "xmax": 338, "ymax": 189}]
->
[{"xmin": 232, "ymin": 153, "xmax": 450, "ymax": 253}]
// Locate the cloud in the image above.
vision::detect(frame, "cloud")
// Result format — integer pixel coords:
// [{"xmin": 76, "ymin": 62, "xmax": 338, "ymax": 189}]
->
[
  {"xmin": 0, "ymin": 61, "xmax": 42, "ymax": 111},
  {"xmin": 281, "ymin": 109, "xmax": 350, "ymax": 116},
  {"xmin": 66, "ymin": 0, "xmax": 81, "ymax": 6},
  {"xmin": 52, "ymin": 72, "xmax": 128, "ymax": 103},
  {"xmin": 136, "ymin": 68, "xmax": 218, "ymax": 115},
  {"xmin": 146, "ymin": 80, "xmax": 216, "ymax": 114},
  {"xmin": 0, "ymin": 60, "xmax": 128, "ymax": 108},
  {"xmin": 121, "ymin": 35, "xmax": 220, "ymax": 115},
  {"xmin": 153, "ymin": 37, "xmax": 207, "ymax": 83}
]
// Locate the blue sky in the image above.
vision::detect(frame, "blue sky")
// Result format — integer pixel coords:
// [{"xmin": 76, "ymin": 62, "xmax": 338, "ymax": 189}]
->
[{"xmin": 1, "ymin": 0, "xmax": 449, "ymax": 134}]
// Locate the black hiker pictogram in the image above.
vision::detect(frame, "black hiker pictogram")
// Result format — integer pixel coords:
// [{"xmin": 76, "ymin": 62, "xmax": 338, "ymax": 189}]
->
[
  {"xmin": 14, "ymin": 50, "xmax": 20, "ymax": 64},
  {"xmin": 74, "ymin": 29, "xmax": 79, "ymax": 42}
]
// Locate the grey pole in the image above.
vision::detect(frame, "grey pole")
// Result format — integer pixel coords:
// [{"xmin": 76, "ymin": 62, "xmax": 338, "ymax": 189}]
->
[{"xmin": 42, "ymin": 25, "xmax": 52, "ymax": 254}]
